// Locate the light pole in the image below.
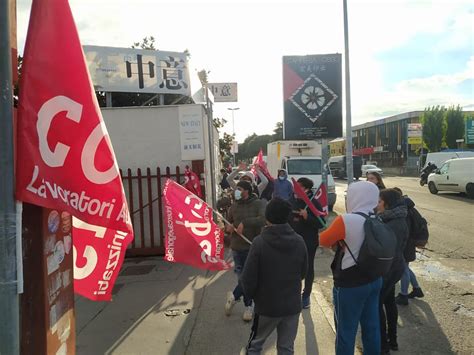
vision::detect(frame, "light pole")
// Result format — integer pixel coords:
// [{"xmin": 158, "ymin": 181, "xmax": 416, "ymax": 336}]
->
[
  {"xmin": 228, "ymin": 107, "xmax": 240, "ymax": 166},
  {"xmin": 343, "ymin": 0, "xmax": 354, "ymax": 184}
]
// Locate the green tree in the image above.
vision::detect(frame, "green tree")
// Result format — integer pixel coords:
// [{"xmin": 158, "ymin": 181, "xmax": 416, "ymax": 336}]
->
[
  {"xmin": 273, "ymin": 121, "xmax": 283, "ymax": 140},
  {"xmin": 422, "ymin": 106, "xmax": 446, "ymax": 152},
  {"xmin": 444, "ymin": 105, "xmax": 465, "ymax": 148}
]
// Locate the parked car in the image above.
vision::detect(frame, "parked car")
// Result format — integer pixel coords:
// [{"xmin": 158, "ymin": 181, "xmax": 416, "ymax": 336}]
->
[
  {"xmin": 427, "ymin": 157, "xmax": 474, "ymax": 198},
  {"xmin": 361, "ymin": 164, "xmax": 384, "ymax": 176}
]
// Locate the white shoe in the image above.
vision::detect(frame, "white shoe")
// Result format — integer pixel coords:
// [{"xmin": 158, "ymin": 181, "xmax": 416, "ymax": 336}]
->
[
  {"xmin": 225, "ymin": 291, "xmax": 237, "ymax": 316},
  {"xmin": 242, "ymin": 306, "xmax": 253, "ymax": 322}
]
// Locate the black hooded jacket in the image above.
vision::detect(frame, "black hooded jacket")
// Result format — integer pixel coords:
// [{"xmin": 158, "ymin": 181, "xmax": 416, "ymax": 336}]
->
[
  {"xmin": 379, "ymin": 201, "xmax": 409, "ymax": 275},
  {"xmin": 239, "ymin": 224, "xmax": 308, "ymax": 317}
]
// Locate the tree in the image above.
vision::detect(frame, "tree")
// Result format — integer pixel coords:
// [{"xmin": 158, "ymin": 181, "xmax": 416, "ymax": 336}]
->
[
  {"xmin": 132, "ymin": 36, "xmax": 157, "ymax": 50},
  {"xmin": 212, "ymin": 117, "xmax": 234, "ymax": 163},
  {"xmin": 197, "ymin": 69, "xmax": 210, "ymax": 86},
  {"xmin": 444, "ymin": 105, "xmax": 465, "ymax": 148},
  {"xmin": 273, "ymin": 121, "xmax": 283, "ymax": 140},
  {"xmin": 422, "ymin": 106, "xmax": 446, "ymax": 152}
]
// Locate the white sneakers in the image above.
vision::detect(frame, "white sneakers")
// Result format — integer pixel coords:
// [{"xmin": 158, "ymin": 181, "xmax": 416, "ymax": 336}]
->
[
  {"xmin": 242, "ymin": 306, "xmax": 253, "ymax": 322},
  {"xmin": 225, "ymin": 291, "xmax": 237, "ymax": 316},
  {"xmin": 225, "ymin": 291, "xmax": 253, "ymax": 321}
]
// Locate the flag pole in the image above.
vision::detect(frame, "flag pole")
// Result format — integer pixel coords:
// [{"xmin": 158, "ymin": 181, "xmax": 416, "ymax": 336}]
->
[{"xmin": 214, "ymin": 210, "xmax": 253, "ymax": 245}]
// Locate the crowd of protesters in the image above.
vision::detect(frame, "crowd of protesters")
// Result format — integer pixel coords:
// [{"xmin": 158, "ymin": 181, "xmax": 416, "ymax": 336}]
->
[{"xmin": 218, "ymin": 163, "xmax": 425, "ymax": 355}]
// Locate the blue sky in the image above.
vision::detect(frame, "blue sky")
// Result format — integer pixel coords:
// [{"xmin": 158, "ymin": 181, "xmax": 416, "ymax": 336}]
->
[{"xmin": 17, "ymin": 0, "xmax": 474, "ymax": 141}]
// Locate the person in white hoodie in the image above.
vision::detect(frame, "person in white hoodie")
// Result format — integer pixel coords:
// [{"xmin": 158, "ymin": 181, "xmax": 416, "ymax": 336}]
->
[{"xmin": 320, "ymin": 181, "xmax": 382, "ymax": 355}]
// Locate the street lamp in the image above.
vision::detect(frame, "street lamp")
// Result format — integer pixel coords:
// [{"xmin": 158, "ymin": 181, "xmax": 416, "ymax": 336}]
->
[{"xmin": 228, "ymin": 107, "xmax": 240, "ymax": 166}]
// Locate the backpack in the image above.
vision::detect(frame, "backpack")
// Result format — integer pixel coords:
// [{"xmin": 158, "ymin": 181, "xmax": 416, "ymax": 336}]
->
[
  {"xmin": 344, "ymin": 212, "xmax": 398, "ymax": 278},
  {"xmin": 407, "ymin": 207, "xmax": 429, "ymax": 247}
]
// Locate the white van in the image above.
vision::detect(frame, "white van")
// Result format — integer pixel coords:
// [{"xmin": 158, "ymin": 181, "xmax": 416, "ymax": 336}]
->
[{"xmin": 427, "ymin": 157, "xmax": 474, "ymax": 198}]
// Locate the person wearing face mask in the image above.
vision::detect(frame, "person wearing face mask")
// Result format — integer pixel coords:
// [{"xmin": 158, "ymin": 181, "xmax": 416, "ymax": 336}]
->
[
  {"xmin": 225, "ymin": 180, "xmax": 267, "ymax": 322},
  {"xmin": 288, "ymin": 177, "xmax": 325, "ymax": 309},
  {"xmin": 272, "ymin": 169, "xmax": 293, "ymax": 201},
  {"xmin": 226, "ymin": 163, "xmax": 269, "ymax": 198}
]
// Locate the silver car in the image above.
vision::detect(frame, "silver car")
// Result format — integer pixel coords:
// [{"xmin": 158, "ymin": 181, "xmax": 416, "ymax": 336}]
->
[{"xmin": 361, "ymin": 164, "xmax": 384, "ymax": 176}]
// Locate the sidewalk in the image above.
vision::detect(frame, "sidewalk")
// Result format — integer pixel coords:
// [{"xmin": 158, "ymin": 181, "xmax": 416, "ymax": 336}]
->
[{"xmin": 76, "ymin": 254, "xmax": 338, "ymax": 355}]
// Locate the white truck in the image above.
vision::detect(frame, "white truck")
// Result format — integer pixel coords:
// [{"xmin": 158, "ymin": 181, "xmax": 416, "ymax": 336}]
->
[{"xmin": 267, "ymin": 140, "xmax": 336, "ymax": 210}]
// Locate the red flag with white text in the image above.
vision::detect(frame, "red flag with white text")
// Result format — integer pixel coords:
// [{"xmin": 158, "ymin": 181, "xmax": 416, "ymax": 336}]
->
[
  {"xmin": 163, "ymin": 179, "xmax": 232, "ymax": 271},
  {"xmin": 16, "ymin": 0, "xmax": 133, "ymax": 301}
]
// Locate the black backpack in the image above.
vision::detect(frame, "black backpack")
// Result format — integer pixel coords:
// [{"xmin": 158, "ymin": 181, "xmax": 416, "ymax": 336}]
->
[
  {"xmin": 344, "ymin": 212, "xmax": 398, "ymax": 278},
  {"xmin": 407, "ymin": 207, "xmax": 429, "ymax": 247}
]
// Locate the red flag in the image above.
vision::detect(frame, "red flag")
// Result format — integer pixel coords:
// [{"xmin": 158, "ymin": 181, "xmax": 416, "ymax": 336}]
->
[
  {"xmin": 184, "ymin": 167, "xmax": 202, "ymax": 198},
  {"xmin": 163, "ymin": 179, "xmax": 232, "ymax": 271},
  {"xmin": 291, "ymin": 177, "xmax": 326, "ymax": 217},
  {"xmin": 251, "ymin": 148, "xmax": 274, "ymax": 181},
  {"xmin": 314, "ymin": 183, "xmax": 329, "ymax": 216},
  {"xmin": 16, "ymin": 0, "xmax": 133, "ymax": 301}
]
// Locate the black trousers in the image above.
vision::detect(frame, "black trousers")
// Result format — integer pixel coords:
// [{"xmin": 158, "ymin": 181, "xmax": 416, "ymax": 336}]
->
[
  {"xmin": 302, "ymin": 241, "xmax": 317, "ymax": 298},
  {"xmin": 379, "ymin": 267, "xmax": 404, "ymax": 348}
]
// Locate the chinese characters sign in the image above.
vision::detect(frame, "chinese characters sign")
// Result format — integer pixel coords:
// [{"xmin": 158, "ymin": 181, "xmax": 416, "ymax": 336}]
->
[
  {"xmin": 179, "ymin": 105, "xmax": 206, "ymax": 161},
  {"xmin": 209, "ymin": 83, "xmax": 238, "ymax": 102},
  {"xmin": 84, "ymin": 45, "xmax": 191, "ymax": 96},
  {"xmin": 283, "ymin": 54, "xmax": 342, "ymax": 139}
]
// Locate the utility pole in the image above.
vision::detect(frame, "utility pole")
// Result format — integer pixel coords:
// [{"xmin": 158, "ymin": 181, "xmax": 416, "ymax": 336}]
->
[
  {"xmin": 228, "ymin": 107, "xmax": 240, "ymax": 166},
  {"xmin": 343, "ymin": 0, "xmax": 354, "ymax": 184},
  {"xmin": 0, "ymin": 0, "xmax": 20, "ymax": 353}
]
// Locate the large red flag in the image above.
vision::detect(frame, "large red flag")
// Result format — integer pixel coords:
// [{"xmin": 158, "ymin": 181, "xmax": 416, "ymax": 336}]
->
[
  {"xmin": 291, "ymin": 177, "xmax": 326, "ymax": 217},
  {"xmin": 163, "ymin": 179, "xmax": 232, "ymax": 271},
  {"xmin": 16, "ymin": 0, "xmax": 133, "ymax": 301}
]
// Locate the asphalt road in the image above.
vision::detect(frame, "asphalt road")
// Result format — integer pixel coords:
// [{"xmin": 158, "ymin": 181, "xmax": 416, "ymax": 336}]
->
[{"xmin": 318, "ymin": 176, "xmax": 474, "ymax": 353}]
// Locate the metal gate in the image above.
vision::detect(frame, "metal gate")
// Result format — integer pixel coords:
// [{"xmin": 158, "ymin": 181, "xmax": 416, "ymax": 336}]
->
[{"xmin": 120, "ymin": 163, "xmax": 205, "ymax": 256}]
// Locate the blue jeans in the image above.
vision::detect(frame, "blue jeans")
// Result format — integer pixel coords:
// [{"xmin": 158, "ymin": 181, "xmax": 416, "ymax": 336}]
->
[
  {"xmin": 333, "ymin": 278, "xmax": 383, "ymax": 355},
  {"xmin": 232, "ymin": 250, "xmax": 252, "ymax": 307},
  {"xmin": 400, "ymin": 262, "xmax": 420, "ymax": 295}
]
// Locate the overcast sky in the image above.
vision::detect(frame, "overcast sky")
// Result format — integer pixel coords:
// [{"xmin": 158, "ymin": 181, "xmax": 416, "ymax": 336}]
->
[{"xmin": 17, "ymin": 0, "xmax": 474, "ymax": 142}]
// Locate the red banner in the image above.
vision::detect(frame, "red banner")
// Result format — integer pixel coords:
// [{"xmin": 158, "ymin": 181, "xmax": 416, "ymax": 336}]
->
[
  {"xmin": 314, "ymin": 183, "xmax": 329, "ymax": 216},
  {"xmin": 184, "ymin": 167, "xmax": 202, "ymax": 198},
  {"xmin": 163, "ymin": 179, "xmax": 232, "ymax": 271},
  {"xmin": 16, "ymin": 0, "xmax": 133, "ymax": 301},
  {"xmin": 291, "ymin": 177, "xmax": 326, "ymax": 217}
]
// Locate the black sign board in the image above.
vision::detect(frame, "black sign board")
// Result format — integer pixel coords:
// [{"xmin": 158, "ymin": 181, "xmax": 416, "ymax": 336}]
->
[{"xmin": 283, "ymin": 54, "xmax": 342, "ymax": 139}]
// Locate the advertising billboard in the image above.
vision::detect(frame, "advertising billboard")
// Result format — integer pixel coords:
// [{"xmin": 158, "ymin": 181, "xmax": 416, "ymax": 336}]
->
[
  {"xmin": 283, "ymin": 54, "xmax": 342, "ymax": 139},
  {"xmin": 83, "ymin": 45, "xmax": 191, "ymax": 95}
]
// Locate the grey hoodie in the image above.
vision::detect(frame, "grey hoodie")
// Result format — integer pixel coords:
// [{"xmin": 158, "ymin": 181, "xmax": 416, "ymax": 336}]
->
[{"xmin": 239, "ymin": 224, "xmax": 308, "ymax": 317}]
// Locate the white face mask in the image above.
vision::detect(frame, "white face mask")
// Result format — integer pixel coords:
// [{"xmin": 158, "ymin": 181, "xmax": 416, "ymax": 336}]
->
[
  {"xmin": 235, "ymin": 190, "xmax": 242, "ymax": 200},
  {"xmin": 278, "ymin": 176, "xmax": 285, "ymax": 181}
]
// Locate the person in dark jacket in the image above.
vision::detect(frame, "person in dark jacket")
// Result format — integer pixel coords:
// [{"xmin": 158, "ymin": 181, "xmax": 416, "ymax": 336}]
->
[
  {"xmin": 219, "ymin": 168, "xmax": 231, "ymax": 190},
  {"xmin": 240, "ymin": 198, "xmax": 308, "ymax": 355},
  {"xmin": 289, "ymin": 177, "xmax": 325, "ymax": 309},
  {"xmin": 393, "ymin": 188, "xmax": 424, "ymax": 306},
  {"xmin": 273, "ymin": 169, "xmax": 293, "ymax": 200},
  {"xmin": 225, "ymin": 180, "xmax": 267, "ymax": 322},
  {"xmin": 377, "ymin": 189, "xmax": 409, "ymax": 353}
]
